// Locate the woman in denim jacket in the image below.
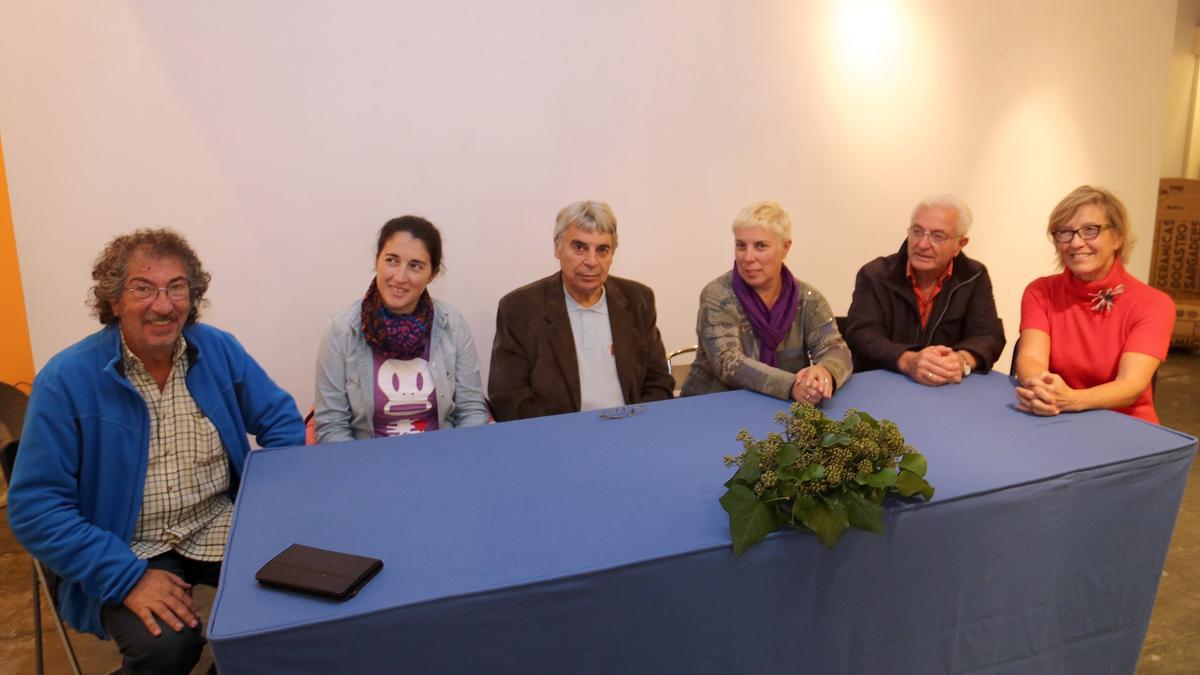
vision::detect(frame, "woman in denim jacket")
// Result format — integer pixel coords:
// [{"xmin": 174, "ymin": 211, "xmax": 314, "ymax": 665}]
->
[{"xmin": 314, "ymin": 216, "xmax": 489, "ymax": 442}]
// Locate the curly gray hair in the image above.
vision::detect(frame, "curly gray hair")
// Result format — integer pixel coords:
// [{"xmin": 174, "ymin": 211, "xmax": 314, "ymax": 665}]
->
[{"xmin": 89, "ymin": 228, "xmax": 210, "ymax": 325}]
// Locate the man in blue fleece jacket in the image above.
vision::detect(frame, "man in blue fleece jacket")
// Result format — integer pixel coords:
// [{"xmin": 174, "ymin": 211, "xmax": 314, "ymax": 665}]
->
[{"xmin": 8, "ymin": 228, "xmax": 305, "ymax": 674}]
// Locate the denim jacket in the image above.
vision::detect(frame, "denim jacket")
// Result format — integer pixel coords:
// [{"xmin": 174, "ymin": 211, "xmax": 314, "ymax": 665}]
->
[{"xmin": 314, "ymin": 298, "xmax": 489, "ymax": 442}]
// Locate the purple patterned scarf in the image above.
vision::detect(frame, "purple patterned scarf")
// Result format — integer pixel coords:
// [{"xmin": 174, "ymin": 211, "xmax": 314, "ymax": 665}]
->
[
  {"xmin": 360, "ymin": 281, "xmax": 434, "ymax": 360},
  {"xmin": 731, "ymin": 262, "xmax": 799, "ymax": 367}
]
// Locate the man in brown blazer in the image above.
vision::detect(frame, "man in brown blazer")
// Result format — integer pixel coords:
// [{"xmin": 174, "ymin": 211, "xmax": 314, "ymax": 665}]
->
[{"xmin": 489, "ymin": 200, "xmax": 675, "ymax": 421}]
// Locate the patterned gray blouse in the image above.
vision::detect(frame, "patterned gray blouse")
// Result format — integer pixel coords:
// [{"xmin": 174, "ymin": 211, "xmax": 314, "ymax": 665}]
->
[{"xmin": 680, "ymin": 270, "xmax": 853, "ymax": 400}]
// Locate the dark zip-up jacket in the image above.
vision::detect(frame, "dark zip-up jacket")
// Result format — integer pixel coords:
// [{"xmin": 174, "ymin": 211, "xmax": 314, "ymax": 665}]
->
[{"xmin": 844, "ymin": 241, "xmax": 1006, "ymax": 374}]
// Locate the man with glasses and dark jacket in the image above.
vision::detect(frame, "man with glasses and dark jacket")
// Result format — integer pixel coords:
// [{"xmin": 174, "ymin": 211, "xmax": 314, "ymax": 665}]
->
[{"xmin": 844, "ymin": 195, "xmax": 1006, "ymax": 386}]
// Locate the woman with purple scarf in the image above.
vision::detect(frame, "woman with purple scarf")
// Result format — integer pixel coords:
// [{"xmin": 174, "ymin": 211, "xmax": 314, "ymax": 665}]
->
[
  {"xmin": 313, "ymin": 216, "xmax": 489, "ymax": 442},
  {"xmin": 680, "ymin": 201, "xmax": 853, "ymax": 402}
]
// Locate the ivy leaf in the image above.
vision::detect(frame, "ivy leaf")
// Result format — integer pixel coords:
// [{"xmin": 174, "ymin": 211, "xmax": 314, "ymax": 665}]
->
[
  {"xmin": 776, "ymin": 442, "xmax": 800, "ymax": 467},
  {"xmin": 798, "ymin": 464, "xmax": 826, "ymax": 482},
  {"xmin": 839, "ymin": 412, "xmax": 861, "ymax": 431},
  {"xmin": 899, "ymin": 452, "xmax": 928, "ymax": 477},
  {"xmin": 732, "ymin": 447, "xmax": 761, "ymax": 485},
  {"xmin": 774, "ymin": 479, "xmax": 798, "ymax": 500},
  {"xmin": 772, "ymin": 502, "xmax": 793, "ymax": 527},
  {"xmin": 842, "ymin": 491, "xmax": 884, "ymax": 533},
  {"xmin": 857, "ymin": 411, "xmax": 879, "ymax": 427},
  {"xmin": 720, "ymin": 483, "xmax": 778, "ymax": 556},
  {"xmin": 895, "ymin": 471, "xmax": 935, "ymax": 500},
  {"xmin": 791, "ymin": 494, "xmax": 816, "ymax": 523},
  {"xmin": 799, "ymin": 499, "xmax": 850, "ymax": 548},
  {"xmin": 863, "ymin": 468, "xmax": 898, "ymax": 488},
  {"xmin": 821, "ymin": 432, "xmax": 852, "ymax": 448}
]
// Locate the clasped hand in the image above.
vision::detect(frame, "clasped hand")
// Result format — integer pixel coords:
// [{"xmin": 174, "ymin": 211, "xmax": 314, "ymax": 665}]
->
[
  {"xmin": 792, "ymin": 365, "xmax": 833, "ymax": 403},
  {"xmin": 904, "ymin": 346, "xmax": 962, "ymax": 387},
  {"xmin": 1015, "ymin": 371, "xmax": 1073, "ymax": 416}
]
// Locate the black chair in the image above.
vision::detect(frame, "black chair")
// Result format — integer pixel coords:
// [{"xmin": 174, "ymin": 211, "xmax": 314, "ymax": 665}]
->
[
  {"xmin": 834, "ymin": 315, "xmax": 848, "ymax": 335},
  {"xmin": 2, "ymin": 440, "xmax": 84, "ymax": 675}
]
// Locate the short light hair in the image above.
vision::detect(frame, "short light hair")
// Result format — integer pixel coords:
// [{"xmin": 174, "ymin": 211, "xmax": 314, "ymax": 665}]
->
[
  {"xmin": 911, "ymin": 194, "xmax": 973, "ymax": 237},
  {"xmin": 1046, "ymin": 185, "xmax": 1134, "ymax": 265},
  {"xmin": 554, "ymin": 201, "xmax": 618, "ymax": 251},
  {"xmin": 89, "ymin": 228, "xmax": 211, "ymax": 325},
  {"xmin": 731, "ymin": 201, "xmax": 791, "ymax": 244}
]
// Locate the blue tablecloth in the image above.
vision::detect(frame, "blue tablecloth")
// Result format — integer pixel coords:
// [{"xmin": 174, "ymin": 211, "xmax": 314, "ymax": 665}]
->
[{"xmin": 208, "ymin": 371, "xmax": 1196, "ymax": 673}]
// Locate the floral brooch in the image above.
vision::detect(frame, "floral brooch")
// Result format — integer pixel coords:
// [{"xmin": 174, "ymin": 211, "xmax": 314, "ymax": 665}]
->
[{"xmin": 1089, "ymin": 284, "xmax": 1126, "ymax": 314}]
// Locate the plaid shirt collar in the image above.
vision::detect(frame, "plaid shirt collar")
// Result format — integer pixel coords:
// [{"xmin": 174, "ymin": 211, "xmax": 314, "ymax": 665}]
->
[{"xmin": 120, "ymin": 332, "xmax": 189, "ymax": 378}]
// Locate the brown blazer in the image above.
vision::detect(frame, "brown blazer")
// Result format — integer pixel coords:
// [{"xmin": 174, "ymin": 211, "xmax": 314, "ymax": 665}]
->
[{"xmin": 488, "ymin": 272, "xmax": 675, "ymax": 421}]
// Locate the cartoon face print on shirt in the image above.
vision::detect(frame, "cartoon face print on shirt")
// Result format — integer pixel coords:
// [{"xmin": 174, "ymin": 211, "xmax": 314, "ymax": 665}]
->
[{"xmin": 374, "ymin": 356, "xmax": 439, "ymax": 436}]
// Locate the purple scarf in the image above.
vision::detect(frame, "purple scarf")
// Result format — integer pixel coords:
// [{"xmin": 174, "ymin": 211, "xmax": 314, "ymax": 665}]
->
[
  {"xmin": 731, "ymin": 262, "xmax": 799, "ymax": 367},
  {"xmin": 360, "ymin": 282, "xmax": 434, "ymax": 360}
]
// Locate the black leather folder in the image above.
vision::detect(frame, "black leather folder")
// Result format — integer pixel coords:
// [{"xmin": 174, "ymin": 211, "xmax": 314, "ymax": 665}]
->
[{"xmin": 255, "ymin": 543, "xmax": 383, "ymax": 600}]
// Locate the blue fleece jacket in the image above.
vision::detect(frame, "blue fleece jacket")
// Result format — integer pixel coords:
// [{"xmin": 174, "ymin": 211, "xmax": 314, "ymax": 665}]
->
[{"xmin": 7, "ymin": 323, "xmax": 305, "ymax": 637}]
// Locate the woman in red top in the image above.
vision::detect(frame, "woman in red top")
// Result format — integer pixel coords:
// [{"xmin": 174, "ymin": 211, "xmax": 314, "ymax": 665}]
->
[{"xmin": 1015, "ymin": 185, "xmax": 1175, "ymax": 423}]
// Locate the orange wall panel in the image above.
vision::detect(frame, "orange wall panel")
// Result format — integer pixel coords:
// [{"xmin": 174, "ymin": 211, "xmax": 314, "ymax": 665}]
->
[{"xmin": 0, "ymin": 134, "xmax": 35, "ymax": 388}]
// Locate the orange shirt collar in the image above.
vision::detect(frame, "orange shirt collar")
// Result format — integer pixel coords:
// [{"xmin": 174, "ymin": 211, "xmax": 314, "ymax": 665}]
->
[{"xmin": 906, "ymin": 258, "xmax": 954, "ymax": 329}]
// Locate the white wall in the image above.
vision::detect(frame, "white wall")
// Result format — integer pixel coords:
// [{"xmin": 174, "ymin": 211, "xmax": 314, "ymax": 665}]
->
[
  {"xmin": 0, "ymin": 1, "xmax": 1179, "ymax": 411},
  {"xmin": 1161, "ymin": 0, "xmax": 1200, "ymax": 177}
]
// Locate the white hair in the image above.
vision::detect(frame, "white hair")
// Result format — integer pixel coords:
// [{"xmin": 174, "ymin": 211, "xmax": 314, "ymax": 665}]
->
[{"xmin": 911, "ymin": 194, "xmax": 973, "ymax": 236}]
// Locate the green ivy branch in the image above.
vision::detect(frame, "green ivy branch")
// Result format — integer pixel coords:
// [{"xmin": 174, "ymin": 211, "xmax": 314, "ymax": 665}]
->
[{"xmin": 720, "ymin": 403, "xmax": 934, "ymax": 555}]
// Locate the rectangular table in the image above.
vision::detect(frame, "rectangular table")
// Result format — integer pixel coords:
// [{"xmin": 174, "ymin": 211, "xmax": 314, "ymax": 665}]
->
[{"xmin": 208, "ymin": 371, "xmax": 1196, "ymax": 673}]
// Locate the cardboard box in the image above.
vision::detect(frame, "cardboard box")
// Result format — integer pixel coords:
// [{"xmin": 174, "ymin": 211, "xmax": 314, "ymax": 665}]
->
[
  {"xmin": 1157, "ymin": 195, "xmax": 1200, "ymax": 214},
  {"xmin": 1152, "ymin": 179, "xmax": 1200, "ymax": 300},
  {"xmin": 1171, "ymin": 299, "xmax": 1200, "ymax": 349},
  {"xmin": 1159, "ymin": 178, "xmax": 1200, "ymax": 199}
]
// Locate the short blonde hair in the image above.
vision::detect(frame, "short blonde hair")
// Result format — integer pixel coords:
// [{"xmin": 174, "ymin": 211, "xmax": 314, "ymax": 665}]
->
[
  {"xmin": 731, "ymin": 201, "xmax": 791, "ymax": 244},
  {"xmin": 1047, "ymin": 185, "xmax": 1134, "ymax": 265}
]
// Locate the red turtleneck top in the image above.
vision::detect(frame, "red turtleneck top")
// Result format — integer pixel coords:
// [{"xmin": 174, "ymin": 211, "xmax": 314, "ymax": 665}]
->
[{"xmin": 1020, "ymin": 261, "xmax": 1175, "ymax": 423}]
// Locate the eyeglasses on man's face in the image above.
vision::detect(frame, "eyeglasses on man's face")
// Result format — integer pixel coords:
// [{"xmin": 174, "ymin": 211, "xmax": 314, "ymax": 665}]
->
[
  {"xmin": 1051, "ymin": 223, "xmax": 1110, "ymax": 243},
  {"xmin": 125, "ymin": 280, "xmax": 191, "ymax": 302},
  {"xmin": 907, "ymin": 225, "xmax": 959, "ymax": 246}
]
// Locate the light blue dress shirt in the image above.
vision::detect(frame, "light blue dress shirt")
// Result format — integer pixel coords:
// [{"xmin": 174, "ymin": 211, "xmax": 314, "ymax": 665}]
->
[{"xmin": 564, "ymin": 286, "xmax": 626, "ymax": 411}]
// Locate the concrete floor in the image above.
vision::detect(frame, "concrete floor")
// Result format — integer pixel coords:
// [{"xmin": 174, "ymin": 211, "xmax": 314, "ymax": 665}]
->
[
  {"xmin": 1136, "ymin": 348, "xmax": 1200, "ymax": 674},
  {"xmin": 1, "ymin": 352, "xmax": 1199, "ymax": 674}
]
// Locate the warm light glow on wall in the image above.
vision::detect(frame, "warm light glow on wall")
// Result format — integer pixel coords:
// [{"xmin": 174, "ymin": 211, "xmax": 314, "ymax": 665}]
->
[
  {"xmin": 816, "ymin": 0, "xmax": 940, "ymax": 164},
  {"xmin": 830, "ymin": 0, "xmax": 907, "ymax": 85}
]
